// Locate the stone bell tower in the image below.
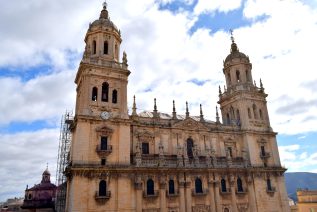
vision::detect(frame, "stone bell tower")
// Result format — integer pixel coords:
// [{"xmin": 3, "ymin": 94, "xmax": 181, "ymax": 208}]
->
[
  {"xmin": 66, "ymin": 2, "xmax": 132, "ymax": 211},
  {"xmin": 74, "ymin": 1, "xmax": 130, "ymax": 119},
  {"xmin": 218, "ymin": 34, "xmax": 271, "ymax": 132}
]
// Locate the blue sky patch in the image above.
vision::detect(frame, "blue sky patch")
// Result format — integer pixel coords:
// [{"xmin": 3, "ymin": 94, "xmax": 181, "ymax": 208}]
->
[
  {"xmin": 188, "ymin": 78, "xmax": 209, "ymax": 86},
  {"xmin": 1, "ymin": 120, "xmax": 57, "ymax": 134},
  {"xmin": 158, "ymin": 0, "xmax": 198, "ymax": 14},
  {"xmin": 190, "ymin": 9, "xmax": 270, "ymax": 34}
]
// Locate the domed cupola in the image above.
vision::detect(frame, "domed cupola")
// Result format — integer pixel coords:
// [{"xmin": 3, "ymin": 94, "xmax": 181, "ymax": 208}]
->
[
  {"xmin": 41, "ymin": 167, "xmax": 51, "ymax": 183},
  {"xmin": 222, "ymin": 32, "xmax": 253, "ymax": 90},
  {"xmin": 83, "ymin": 1, "xmax": 122, "ymax": 62}
]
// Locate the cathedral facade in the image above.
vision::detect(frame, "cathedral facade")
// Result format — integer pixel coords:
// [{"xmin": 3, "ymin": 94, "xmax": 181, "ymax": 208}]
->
[{"xmin": 65, "ymin": 3, "xmax": 290, "ymax": 212}]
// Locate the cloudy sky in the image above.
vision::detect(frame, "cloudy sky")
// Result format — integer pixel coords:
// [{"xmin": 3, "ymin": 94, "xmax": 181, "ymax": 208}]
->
[{"xmin": 0, "ymin": 0, "xmax": 317, "ymax": 201}]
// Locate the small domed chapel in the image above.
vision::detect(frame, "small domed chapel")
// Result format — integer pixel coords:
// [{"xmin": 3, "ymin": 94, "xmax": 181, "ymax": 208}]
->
[{"xmin": 64, "ymin": 2, "xmax": 290, "ymax": 212}]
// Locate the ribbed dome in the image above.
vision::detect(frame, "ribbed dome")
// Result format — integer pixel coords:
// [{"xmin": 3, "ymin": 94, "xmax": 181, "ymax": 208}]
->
[
  {"xmin": 89, "ymin": 5, "xmax": 119, "ymax": 32},
  {"xmin": 224, "ymin": 42, "xmax": 249, "ymax": 64},
  {"xmin": 42, "ymin": 168, "xmax": 50, "ymax": 176}
]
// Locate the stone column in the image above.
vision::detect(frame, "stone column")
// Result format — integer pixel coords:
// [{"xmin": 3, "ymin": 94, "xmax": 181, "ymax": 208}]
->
[
  {"xmin": 160, "ymin": 179, "xmax": 167, "ymax": 212},
  {"xmin": 208, "ymin": 180, "xmax": 216, "ymax": 212},
  {"xmin": 135, "ymin": 180, "xmax": 143, "ymax": 212},
  {"xmin": 185, "ymin": 181, "xmax": 192, "ymax": 212},
  {"xmin": 230, "ymin": 184, "xmax": 238, "ymax": 212},
  {"xmin": 214, "ymin": 180, "xmax": 221, "ymax": 211},
  {"xmin": 179, "ymin": 181, "xmax": 186, "ymax": 212},
  {"xmin": 247, "ymin": 175, "xmax": 257, "ymax": 212}
]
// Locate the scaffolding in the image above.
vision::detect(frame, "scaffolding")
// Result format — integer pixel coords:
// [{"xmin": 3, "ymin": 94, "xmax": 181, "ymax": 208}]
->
[{"xmin": 55, "ymin": 111, "xmax": 73, "ymax": 212}]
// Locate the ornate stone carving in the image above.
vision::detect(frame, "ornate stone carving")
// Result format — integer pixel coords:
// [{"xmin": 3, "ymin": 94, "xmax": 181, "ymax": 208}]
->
[
  {"xmin": 192, "ymin": 205, "xmax": 211, "ymax": 212},
  {"xmin": 96, "ymin": 125, "xmax": 113, "ymax": 135},
  {"xmin": 172, "ymin": 118, "xmax": 209, "ymax": 131}
]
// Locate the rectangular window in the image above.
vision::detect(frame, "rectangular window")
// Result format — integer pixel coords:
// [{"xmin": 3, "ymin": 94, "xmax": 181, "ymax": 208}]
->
[
  {"xmin": 101, "ymin": 137, "xmax": 108, "ymax": 150},
  {"xmin": 101, "ymin": 159, "xmax": 106, "ymax": 165},
  {"xmin": 142, "ymin": 142, "xmax": 149, "ymax": 154},
  {"xmin": 261, "ymin": 146, "xmax": 265, "ymax": 156}
]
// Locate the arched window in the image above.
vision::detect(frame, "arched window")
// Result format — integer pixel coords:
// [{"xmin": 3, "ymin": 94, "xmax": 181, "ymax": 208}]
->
[
  {"xmin": 226, "ymin": 113, "xmax": 230, "ymax": 125},
  {"xmin": 236, "ymin": 70, "xmax": 240, "ymax": 82},
  {"xmin": 186, "ymin": 138, "xmax": 194, "ymax": 158},
  {"xmin": 237, "ymin": 177, "xmax": 243, "ymax": 192},
  {"xmin": 112, "ymin": 90, "xmax": 118, "ymax": 104},
  {"xmin": 195, "ymin": 178, "xmax": 203, "ymax": 193},
  {"xmin": 99, "ymin": 180, "xmax": 107, "ymax": 196},
  {"xmin": 261, "ymin": 146, "xmax": 266, "ymax": 157},
  {"xmin": 28, "ymin": 193, "xmax": 32, "ymax": 200},
  {"xmin": 102, "ymin": 82, "xmax": 109, "ymax": 102},
  {"xmin": 104, "ymin": 41, "xmax": 108, "ymax": 54},
  {"xmin": 221, "ymin": 179, "xmax": 227, "ymax": 192},
  {"xmin": 224, "ymin": 208, "xmax": 230, "ymax": 212},
  {"xmin": 259, "ymin": 109, "xmax": 263, "ymax": 120},
  {"xmin": 147, "ymin": 179, "xmax": 154, "ymax": 195},
  {"xmin": 92, "ymin": 87, "xmax": 98, "ymax": 101},
  {"xmin": 248, "ymin": 108, "xmax": 252, "ymax": 119},
  {"xmin": 168, "ymin": 180, "xmax": 175, "ymax": 194},
  {"xmin": 227, "ymin": 147, "xmax": 233, "ymax": 158},
  {"xmin": 267, "ymin": 179, "xmax": 272, "ymax": 191},
  {"xmin": 253, "ymin": 104, "xmax": 258, "ymax": 119},
  {"xmin": 100, "ymin": 137, "xmax": 108, "ymax": 150},
  {"xmin": 92, "ymin": 40, "xmax": 97, "ymax": 54}
]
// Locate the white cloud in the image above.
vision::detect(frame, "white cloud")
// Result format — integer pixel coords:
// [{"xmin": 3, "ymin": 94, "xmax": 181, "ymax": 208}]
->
[
  {"xmin": 279, "ymin": 145, "xmax": 317, "ymax": 172},
  {"xmin": 0, "ymin": 129, "xmax": 59, "ymax": 201},
  {"xmin": 0, "ymin": 70, "xmax": 76, "ymax": 126},
  {"xmin": 194, "ymin": 0, "xmax": 243, "ymax": 15},
  {"xmin": 1, "ymin": 0, "xmax": 317, "ymax": 201}
]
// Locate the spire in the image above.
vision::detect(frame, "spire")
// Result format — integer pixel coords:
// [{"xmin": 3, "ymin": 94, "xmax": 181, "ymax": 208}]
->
[
  {"xmin": 229, "ymin": 29, "xmax": 238, "ymax": 53},
  {"xmin": 132, "ymin": 95, "xmax": 137, "ymax": 116},
  {"xmin": 100, "ymin": 1, "xmax": 109, "ymax": 19},
  {"xmin": 200, "ymin": 104, "xmax": 204, "ymax": 122},
  {"xmin": 260, "ymin": 78, "xmax": 265, "ymax": 92},
  {"xmin": 172, "ymin": 100, "xmax": 177, "ymax": 119},
  {"xmin": 185, "ymin": 101, "xmax": 189, "ymax": 118},
  {"xmin": 153, "ymin": 98, "xmax": 158, "ymax": 118},
  {"xmin": 216, "ymin": 106, "xmax": 220, "ymax": 123}
]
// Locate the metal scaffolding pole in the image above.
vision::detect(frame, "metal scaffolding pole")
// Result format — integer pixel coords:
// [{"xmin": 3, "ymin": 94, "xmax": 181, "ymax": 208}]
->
[{"xmin": 55, "ymin": 111, "xmax": 73, "ymax": 212}]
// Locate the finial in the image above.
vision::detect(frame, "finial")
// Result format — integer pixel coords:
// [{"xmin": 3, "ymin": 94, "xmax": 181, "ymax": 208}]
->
[
  {"xmin": 254, "ymin": 80, "xmax": 257, "ymax": 87},
  {"xmin": 132, "ymin": 95, "xmax": 137, "ymax": 116},
  {"xmin": 100, "ymin": 1, "xmax": 109, "ymax": 19},
  {"xmin": 172, "ymin": 100, "xmax": 177, "ymax": 119},
  {"xmin": 185, "ymin": 101, "xmax": 189, "ymax": 118},
  {"xmin": 46, "ymin": 163, "xmax": 48, "ymax": 170},
  {"xmin": 200, "ymin": 104, "xmax": 204, "ymax": 122},
  {"xmin": 224, "ymin": 85, "xmax": 226, "ymax": 92},
  {"xmin": 230, "ymin": 29, "xmax": 234, "ymax": 43},
  {"xmin": 103, "ymin": 0, "xmax": 108, "ymax": 9},
  {"xmin": 154, "ymin": 98, "xmax": 157, "ymax": 111},
  {"xmin": 260, "ymin": 78, "xmax": 263, "ymax": 88},
  {"xmin": 219, "ymin": 85, "xmax": 222, "ymax": 95},
  {"xmin": 216, "ymin": 106, "xmax": 220, "ymax": 123}
]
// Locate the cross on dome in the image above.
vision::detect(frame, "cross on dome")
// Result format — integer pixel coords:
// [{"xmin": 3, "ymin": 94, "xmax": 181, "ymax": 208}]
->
[{"xmin": 103, "ymin": 1, "xmax": 108, "ymax": 9}]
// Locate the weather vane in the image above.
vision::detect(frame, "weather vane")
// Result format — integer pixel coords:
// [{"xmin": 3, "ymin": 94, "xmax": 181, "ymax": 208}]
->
[
  {"xmin": 103, "ymin": 0, "xmax": 107, "ymax": 8},
  {"xmin": 230, "ymin": 29, "xmax": 235, "ymax": 43}
]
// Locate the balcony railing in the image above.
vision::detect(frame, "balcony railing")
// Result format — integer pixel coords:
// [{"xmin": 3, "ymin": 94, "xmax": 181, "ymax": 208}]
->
[
  {"xmin": 220, "ymin": 187, "xmax": 232, "ymax": 195},
  {"xmin": 236, "ymin": 187, "xmax": 248, "ymax": 194},
  {"xmin": 96, "ymin": 145, "xmax": 112, "ymax": 157},
  {"xmin": 143, "ymin": 190, "xmax": 159, "ymax": 198},
  {"xmin": 95, "ymin": 191, "xmax": 111, "ymax": 200},
  {"xmin": 166, "ymin": 189, "xmax": 179, "ymax": 197},
  {"xmin": 192, "ymin": 188, "xmax": 209, "ymax": 196},
  {"xmin": 260, "ymin": 152, "xmax": 271, "ymax": 159}
]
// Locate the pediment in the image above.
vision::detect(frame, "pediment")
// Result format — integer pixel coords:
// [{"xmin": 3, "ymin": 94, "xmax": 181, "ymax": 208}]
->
[
  {"xmin": 135, "ymin": 130, "xmax": 155, "ymax": 141},
  {"xmin": 172, "ymin": 118, "xmax": 209, "ymax": 131},
  {"xmin": 96, "ymin": 125, "xmax": 114, "ymax": 135}
]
